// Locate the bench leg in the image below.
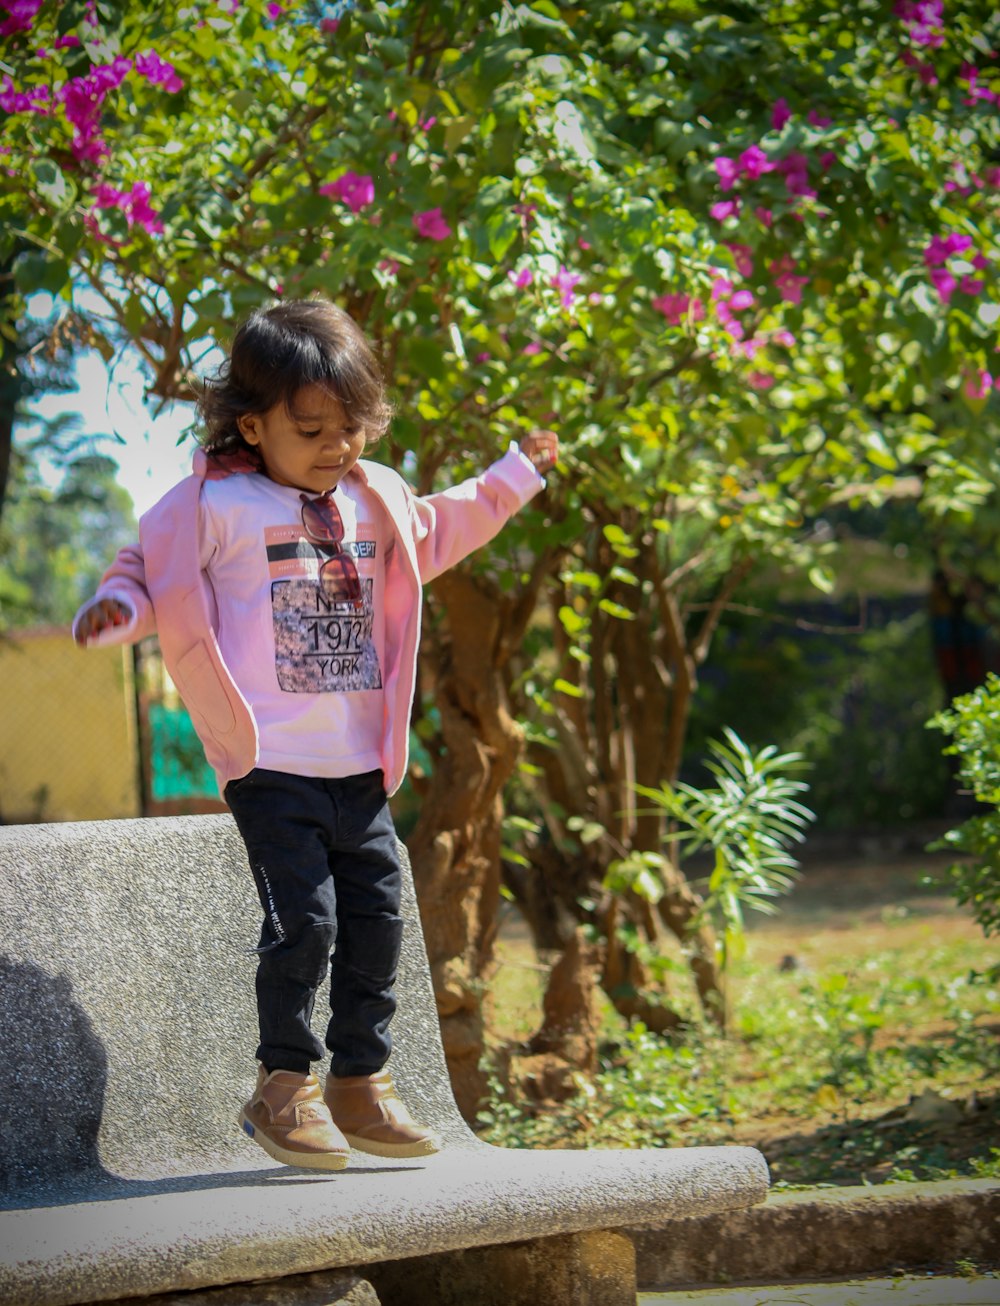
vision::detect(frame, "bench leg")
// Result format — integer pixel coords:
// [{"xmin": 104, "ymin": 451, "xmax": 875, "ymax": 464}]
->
[{"xmin": 366, "ymin": 1229, "xmax": 637, "ymax": 1306}]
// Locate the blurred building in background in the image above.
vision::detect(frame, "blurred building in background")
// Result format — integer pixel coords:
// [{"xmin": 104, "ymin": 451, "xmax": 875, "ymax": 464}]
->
[{"xmin": 0, "ymin": 630, "xmax": 224, "ymax": 824}]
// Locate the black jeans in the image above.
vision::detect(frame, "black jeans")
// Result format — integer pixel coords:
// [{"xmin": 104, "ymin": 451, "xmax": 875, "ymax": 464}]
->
[{"xmin": 224, "ymin": 767, "xmax": 404, "ymax": 1077}]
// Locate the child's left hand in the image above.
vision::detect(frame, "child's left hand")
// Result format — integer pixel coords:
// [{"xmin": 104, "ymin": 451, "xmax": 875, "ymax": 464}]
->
[{"xmin": 519, "ymin": 429, "xmax": 559, "ymax": 474}]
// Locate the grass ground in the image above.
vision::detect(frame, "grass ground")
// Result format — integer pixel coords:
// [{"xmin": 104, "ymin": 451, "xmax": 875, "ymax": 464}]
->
[{"xmin": 480, "ymin": 841, "xmax": 999, "ymax": 1189}]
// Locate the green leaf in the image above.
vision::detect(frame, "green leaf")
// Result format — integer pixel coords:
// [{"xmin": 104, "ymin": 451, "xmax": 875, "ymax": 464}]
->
[
  {"xmin": 558, "ymin": 605, "xmax": 588, "ymax": 635},
  {"xmin": 598, "ymin": 599, "xmax": 634, "ymax": 620},
  {"xmin": 553, "ymin": 677, "xmax": 585, "ymax": 697},
  {"xmin": 13, "ymin": 252, "xmax": 70, "ymax": 295},
  {"xmin": 32, "ymin": 160, "xmax": 69, "ymax": 207},
  {"xmin": 485, "ymin": 209, "xmax": 520, "ymax": 262},
  {"xmin": 808, "ymin": 566, "xmax": 835, "ymax": 594}
]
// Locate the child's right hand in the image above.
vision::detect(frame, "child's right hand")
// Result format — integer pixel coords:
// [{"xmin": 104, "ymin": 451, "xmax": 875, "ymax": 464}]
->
[{"xmin": 74, "ymin": 598, "xmax": 133, "ymax": 645}]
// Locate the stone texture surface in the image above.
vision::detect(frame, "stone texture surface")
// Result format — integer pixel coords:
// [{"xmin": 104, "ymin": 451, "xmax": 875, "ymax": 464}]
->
[
  {"xmin": 366, "ymin": 1229, "xmax": 636, "ymax": 1306},
  {"xmin": 98, "ymin": 1269, "xmax": 381, "ymax": 1306},
  {"xmin": 0, "ymin": 815, "xmax": 768, "ymax": 1306},
  {"xmin": 0, "ymin": 1144, "xmax": 768, "ymax": 1305},
  {"xmin": 0, "ymin": 815, "xmax": 469, "ymax": 1195},
  {"xmin": 631, "ymin": 1177, "xmax": 1000, "ymax": 1288}
]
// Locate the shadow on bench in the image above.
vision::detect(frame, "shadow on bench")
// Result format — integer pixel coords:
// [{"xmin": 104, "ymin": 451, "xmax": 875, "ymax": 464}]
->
[{"xmin": 0, "ymin": 816, "xmax": 768, "ymax": 1306}]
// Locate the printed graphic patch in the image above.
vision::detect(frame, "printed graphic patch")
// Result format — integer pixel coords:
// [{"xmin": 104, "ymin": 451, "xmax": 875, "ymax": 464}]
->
[{"xmin": 265, "ymin": 522, "xmax": 382, "ymax": 694}]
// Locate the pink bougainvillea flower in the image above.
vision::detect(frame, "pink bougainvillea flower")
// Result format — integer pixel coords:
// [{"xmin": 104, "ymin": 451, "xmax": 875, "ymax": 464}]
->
[
  {"xmin": 714, "ymin": 156, "xmax": 739, "ymax": 190},
  {"xmin": 779, "ymin": 152, "xmax": 816, "ymax": 199},
  {"xmin": 748, "ymin": 371, "xmax": 776, "ymax": 390},
  {"xmin": 0, "ymin": 76, "xmax": 50, "ymax": 113},
  {"xmin": 320, "ymin": 17, "xmax": 339, "ymax": 32},
  {"xmin": 134, "ymin": 50, "xmax": 184, "ymax": 93},
  {"xmin": 771, "ymin": 328, "xmax": 797, "ymax": 348},
  {"xmin": 775, "ymin": 273, "xmax": 808, "ymax": 303},
  {"xmin": 819, "ymin": 151, "xmax": 838, "ymax": 171},
  {"xmin": 771, "ymin": 98, "xmax": 792, "ymax": 130},
  {"xmin": 418, "ymin": 115, "xmax": 436, "ymax": 131},
  {"xmin": 91, "ymin": 180, "xmax": 163, "ymax": 235},
  {"xmin": 652, "ymin": 292, "xmax": 703, "ymax": 324},
  {"xmin": 960, "ymin": 276, "xmax": 984, "ymax": 297},
  {"xmin": 652, "ymin": 292, "xmax": 684, "ymax": 322},
  {"xmin": 266, "ymin": 2, "xmax": 283, "ymax": 17},
  {"xmin": 896, "ymin": 0, "xmax": 944, "ymax": 46},
  {"xmin": 901, "ymin": 51, "xmax": 937, "ymax": 83},
  {"xmin": 963, "ymin": 369, "xmax": 993, "ymax": 400},
  {"xmin": 507, "ymin": 267, "xmax": 534, "ymax": 289},
  {"xmin": 725, "ymin": 242, "xmax": 754, "ymax": 278},
  {"xmin": 0, "ymin": 0, "xmax": 44, "ymax": 37},
  {"xmin": 522, "ymin": 342, "xmax": 543, "ymax": 355},
  {"xmin": 475, "ymin": 351, "xmax": 491, "ymax": 363},
  {"xmin": 929, "ymin": 267, "xmax": 956, "ymax": 301},
  {"xmin": 972, "ymin": 253, "xmax": 990, "ymax": 271},
  {"xmin": 910, "ymin": 23, "xmax": 944, "ymax": 48},
  {"xmin": 412, "ymin": 207, "xmax": 452, "ymax": 240},
  {"xmin": 807, "ymin": 109, "xmax": 833, "ymax": 127},
  {"xmin": 730, "ymin": 289, "xmax": 755, "ymax": 311},
  {"xmin": 734, "ymin": 336, "xmax": 764, "ymax": 360},
  {"xmin": 923, "ymin": 232, "xmax": 974, "ymax": 265},
  {"xmin": 738, "ymin": 144, "xmax": 773, "ymax": 179},
  {"xmin": 125, "ymin": 182, "xmax": 163, "ymax": 234},
  {"xmin": 711, "ymin": 275, "xmax": 734, "ymax": 301},
  {"xmin": 710, "ymin": 199, "xmax": 740, "ymax": 221},
  {"xmin": 551, "ymin": 264, "xmax": 581, "ymax": 309},
  {"xmin": 319, "ymin": 170, "xmax": 375, "ymax": 213},
  {"xmin": 769, "ymin": 258, "xmax": 808, "ymax": 304},
  {"xmin": 378, "ymin": 258, "xmax": 400, "ymax": 276},
  {"xmin": 92, "ymin": 182, "xmax": 126, "ymax": 208},
  {"xmin": 960, "ymin": 62, "xmax": 1000, "ymax": 103},
  {"xmin": 755, "ymin": 206, "xmax": 774, "ymax": 227},
  {"xmin": 578, "ymin": 237, "xmax": 591, "ymax": 249},
  {"xmin": 60, "ymin": 57, "xmax": 133, "ymax": 160}
]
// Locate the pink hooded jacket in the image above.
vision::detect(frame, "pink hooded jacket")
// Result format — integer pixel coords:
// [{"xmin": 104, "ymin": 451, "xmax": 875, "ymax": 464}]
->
[{"xmin": 73, "ymin": 446, "xmax": 544, "ymax": 795}]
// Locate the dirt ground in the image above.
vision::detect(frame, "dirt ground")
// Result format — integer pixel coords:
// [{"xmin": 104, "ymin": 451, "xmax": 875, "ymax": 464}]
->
[
  {"xmin": 729, "ymin": 841, "xmax": 999, "ymax": 1186},
  {"xmin": 494, "ymin": 834, "xmax": 998, "ymax": 1186}
]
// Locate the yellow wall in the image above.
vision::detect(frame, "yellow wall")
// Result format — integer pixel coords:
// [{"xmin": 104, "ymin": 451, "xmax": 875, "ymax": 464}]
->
[{"xmin": 0, "ymin": 627, "xmax": 141, "ymax": 823}]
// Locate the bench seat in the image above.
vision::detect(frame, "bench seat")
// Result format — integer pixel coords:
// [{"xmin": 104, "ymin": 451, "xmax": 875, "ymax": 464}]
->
[{"xmin": 0, "ymin": 816, "xmax": 767, "ymax": 1306}]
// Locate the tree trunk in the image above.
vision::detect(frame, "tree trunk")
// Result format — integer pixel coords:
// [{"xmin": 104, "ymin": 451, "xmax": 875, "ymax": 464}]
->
[
  {"xmin": 505, "ymin": 536, "xmax": 735, "ymax": 1040},
  {"xmin": 405, "ymin": 569, "xmax": 527, "ymax": 1123}
]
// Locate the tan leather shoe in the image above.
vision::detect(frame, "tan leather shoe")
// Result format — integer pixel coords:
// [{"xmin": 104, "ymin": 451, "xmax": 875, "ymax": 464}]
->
[
  {"xmin": 324, "ymin": 1070, "xmax": 440, "ymax": 1158},
  {"xmin": 240, "ymin": 1066, "xmax": 350, "ymax": 1170}
]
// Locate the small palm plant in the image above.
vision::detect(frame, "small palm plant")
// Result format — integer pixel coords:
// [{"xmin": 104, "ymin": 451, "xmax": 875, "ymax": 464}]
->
[{"xmin": 633, "ymin": 728, "xmax": 815, "ymax": 1010}]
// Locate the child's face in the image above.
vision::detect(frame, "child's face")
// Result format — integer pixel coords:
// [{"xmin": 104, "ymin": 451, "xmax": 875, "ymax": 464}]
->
[{"xmin": 237, "ymin": 384, "xmax": 367, "ymax": 494}]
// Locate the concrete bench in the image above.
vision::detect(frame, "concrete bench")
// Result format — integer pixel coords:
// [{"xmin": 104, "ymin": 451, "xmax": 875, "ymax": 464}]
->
[{"xmin": 0, "ymin": 815, "xmax": 769, "ymax": 1306}]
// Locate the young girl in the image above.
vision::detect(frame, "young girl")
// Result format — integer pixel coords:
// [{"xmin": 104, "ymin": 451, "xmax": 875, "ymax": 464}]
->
[{"xmin": 73, "ymin": 297, "xmax": 558, "ymax": 1171}]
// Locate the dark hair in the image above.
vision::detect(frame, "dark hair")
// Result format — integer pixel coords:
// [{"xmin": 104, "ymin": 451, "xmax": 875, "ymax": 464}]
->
[{"xmin": 197, "ymin": 297, "xmax": 392, "ymax": 461}]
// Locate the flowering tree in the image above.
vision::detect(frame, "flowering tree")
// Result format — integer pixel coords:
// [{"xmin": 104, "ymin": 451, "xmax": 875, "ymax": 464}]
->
[{"xmin": 2, "ymin": 0, "xmax": 998, "ymax": 1112}]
